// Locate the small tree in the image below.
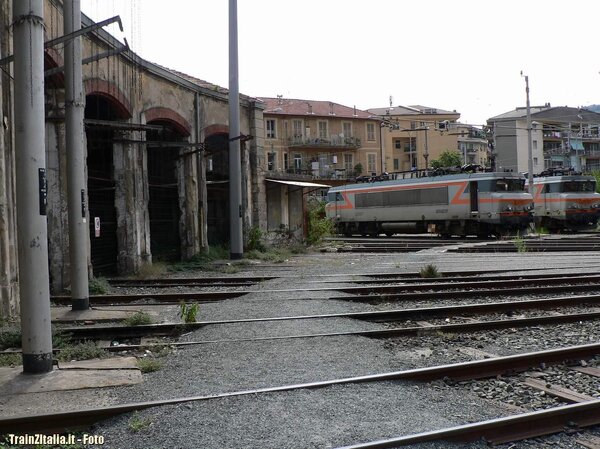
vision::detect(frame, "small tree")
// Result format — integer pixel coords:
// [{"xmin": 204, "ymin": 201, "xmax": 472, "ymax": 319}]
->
[
  {"xmin": 353, "ymin": 163, "xmax": 363, "ymax": 176},
  {"xmin": 306, "ymin": 197, "xmax": 334, "ymax": 245},
  {"xmin": 430, "ymin": 150, "xmax": 463, "ymax": 169}
]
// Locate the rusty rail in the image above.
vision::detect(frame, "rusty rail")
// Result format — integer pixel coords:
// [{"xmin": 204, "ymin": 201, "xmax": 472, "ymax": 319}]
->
[{"xmin": 2, "ymin": 343, "xmax": 600, "ymax": 435}]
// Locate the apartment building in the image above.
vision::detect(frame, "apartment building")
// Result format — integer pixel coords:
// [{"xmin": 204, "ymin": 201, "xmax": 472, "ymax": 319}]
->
[
  {"xmin": 259, "ymin": 97, "xmax": 382, "ymax": 180},
  {"xmin": 456, "ymin": 124, "xmax": 489, "ymax": 166},
  {"xmin": 488, "ymin": 105, "xmax": 600, "ymax": 173},
  {"xmin": 367, "ymin": 105, "xmax": 461, "ymax": 172}
]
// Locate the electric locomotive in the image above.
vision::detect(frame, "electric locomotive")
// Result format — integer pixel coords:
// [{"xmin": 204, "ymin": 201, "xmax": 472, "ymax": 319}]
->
[
  {"xmin": 527, "ymin": 168, "xmax": 600, "ymax": 231},
  {"xmin": 325, "ymin": 169, "xmax": 534, "ymax": 238}
]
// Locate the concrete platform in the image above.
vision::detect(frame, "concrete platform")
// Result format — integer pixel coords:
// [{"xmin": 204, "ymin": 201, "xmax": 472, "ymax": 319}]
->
[
  {"xmin": 51, "ymin": 306, "xmax": 164, "ymax": 323},
  {"xmin": 0, "ymin": 357, "xmax": 142, "ymax": 395},
  {"xmin": 51, "ymin": 307, "xmax": 134, "ymax": 323}
]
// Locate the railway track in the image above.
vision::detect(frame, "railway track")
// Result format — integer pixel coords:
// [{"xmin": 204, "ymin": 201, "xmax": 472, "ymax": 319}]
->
[
  {"xmin": 325, "ymin": 235, "xmax": 600, "ymax": 253},
  {"xmin": 48, "ymin": 272, "xmax": 600, "ymax": 306},
  {"xmin": 50, "ymin": 297, "xmax": 600, "ymax": 342},
  {"xmin": 2, "ymin": 343, "xmax": 600, "ymax": 440}
]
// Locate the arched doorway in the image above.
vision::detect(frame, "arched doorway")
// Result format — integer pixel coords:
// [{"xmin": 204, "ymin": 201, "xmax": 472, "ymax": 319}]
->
[
  {"xmin": 205, "ymin": 133, "xmax": 229, "ymax": 245},
  {"xmin": 85, "ymin": 95, "xmax": 122, "ymax": 275},
  {"xmin": 146, "ymin": 124, "xmax": 185, "ymax": 261}
]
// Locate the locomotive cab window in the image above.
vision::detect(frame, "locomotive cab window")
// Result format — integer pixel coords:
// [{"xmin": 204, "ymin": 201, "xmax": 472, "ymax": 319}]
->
[
  {"xmin": 478, "ymin": 179, "xmax": 525, "ymax": 192},
  {"xmin": 327, "ymin": 192, "xmax": 344, "ymax": 202},
  {"xmin": 545, "ymin": 181, "xmax": 596, "ymax": 193}
]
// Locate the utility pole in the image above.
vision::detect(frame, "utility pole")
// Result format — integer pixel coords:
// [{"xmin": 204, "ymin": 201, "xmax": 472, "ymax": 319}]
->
[
  {"xmin": 64, "ymin": 0, "xmax": 89, "ymax": 310},
  {"xmin": 228, "ymin": 0, "xmax": 243, "ymax": 259},
  {"xmin": 13, "ymin": 0, "xmax": 53, "ymax": 373},
  {"xmin": 523, "ymin": 72, "xmax": 534, "ymax": 195}
]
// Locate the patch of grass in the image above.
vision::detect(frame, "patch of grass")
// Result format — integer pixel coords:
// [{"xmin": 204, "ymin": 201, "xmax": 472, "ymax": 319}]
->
[
  {"xmin": 420, "ymin": 264, "xmax": 441, "ymax": 278},
  {"xmin": 216, "ymin": 264, "xmax": 241, "ymax": 274},
  {"xmin": 137, "ymin": 261, "xmax": 168, "ymax": 279},
  {"xmin": 149, "ymin": 344, "xmax": 173, "ymax": 358},
  {"xmin": 128, "ymin": 412, "xmax": 152, "ymax": 432},
  {"xmin": 245, "ymin": 248, "xmax": 290, "ymax": 263},
  {"xmin": 137, "ymin": 357, "xmax": 163, "ymax": 373},
  {"xmin": 56, "ymin": 341, "xmax": 108, "ymax": 362},
  {"xmin": 123, "ymin": 311, "xmax": 155, "ymax": 326},
  {"xmin": 179, "ymin": 302, "xmax": 199, "ymax": 323},
  {"xmin": 0, "ymin": 327, "xmax": 71, "ymax": 351},
  {"xmin": 513, "ymin": 232, "xmax": 528, "ymax": 253},
  {"xmin": 0, "ymin": 353, "xmax": 21, "ymax": 367},
  {"xmin": 53, "ymin": 327, "xmax": 72, "ymax": 349},
  {"xmin": 89, "ymin": 277, "xmax": 111, "ymax": 295},
  {"xmin": 0, "ymin": 328, "xmax": 21, "ymax": 350},
  {"xmin": 169, "ymin": 246, "xmax": 229, "ymax": 272}
]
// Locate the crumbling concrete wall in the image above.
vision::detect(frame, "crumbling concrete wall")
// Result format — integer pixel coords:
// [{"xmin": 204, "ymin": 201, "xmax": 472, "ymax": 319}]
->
[{"xmin": 0, "ymin": 0, "xmax": 19, "ymax": 319}]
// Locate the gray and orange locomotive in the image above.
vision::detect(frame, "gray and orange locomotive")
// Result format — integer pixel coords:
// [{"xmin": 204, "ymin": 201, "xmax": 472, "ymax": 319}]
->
[{"xmin": 325, "ymin": 168, "xmax": 534, "ymax": 238}]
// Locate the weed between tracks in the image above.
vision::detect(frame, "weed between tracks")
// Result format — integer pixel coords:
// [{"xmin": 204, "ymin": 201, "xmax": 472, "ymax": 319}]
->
[
  {"xmin": 88, "ymin": 277, "xmax": 111, "ymax": 295},
  {"xmin": 128, "ymin": 412, "xmax": 152, "ymax": 432},
  {"xmin": 179, "ymin": 302, "xmax": 199, "ymax": 323},
  {"xmin": 123, "ymin": 311, "xmax": 155, "ymax": 326},
  {"xmin": 420, "ymin": 264, "xmax": 442, "ymax": 278},
  {"xmin": 137, "ymin": 357, "xmax": 163, "ymax": 373},
  {"xmin": 56, "ymin": 341, "xmax": 108, "ymax": 362}
]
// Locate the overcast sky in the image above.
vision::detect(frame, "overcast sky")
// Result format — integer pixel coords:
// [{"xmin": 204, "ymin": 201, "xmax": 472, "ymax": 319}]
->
[{"xmin": 80, "ymin": 0, "xmax": 600, "ymax": 126}]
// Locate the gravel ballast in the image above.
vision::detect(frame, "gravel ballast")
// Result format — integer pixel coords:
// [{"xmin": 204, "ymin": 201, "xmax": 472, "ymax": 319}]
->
[{"xmin": 6, "ymin": 247, "xmax": 600, "ymax": 448}]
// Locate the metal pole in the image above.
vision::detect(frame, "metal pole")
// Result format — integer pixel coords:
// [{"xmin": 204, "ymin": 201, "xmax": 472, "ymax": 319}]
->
[
  {"xmin": 525, "ymin": 75, "xmax": 534, "ymax": 194},
  {"xmin": 228, "ymin": 0, "xmax": 243, "ymax": 259},
  {"xmin": 64, "ymin": 0, "xmax": 89, "ymax": 310},
  {"xmin": 13, "ymin": 0, "xmax": 53, "ymax": 373}
]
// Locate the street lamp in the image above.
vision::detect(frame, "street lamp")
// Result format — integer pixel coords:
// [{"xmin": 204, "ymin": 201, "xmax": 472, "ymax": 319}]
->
[{"xmin": 521, "ymin": 71, "xmax": 534, "ymax": 195}]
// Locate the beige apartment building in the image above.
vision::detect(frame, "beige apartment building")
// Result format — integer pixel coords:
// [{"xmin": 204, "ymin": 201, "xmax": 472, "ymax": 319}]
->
[
  {"xmin": 367, "ymin": 105, "xmax": 461, "ymax": 172},
  {"xmin": 259, "ymin": 97, "xmax": 382, "ymax": 180},
  {"xmin": 456, "ymin": 124, "xmax": 490, "ymax": 166}
]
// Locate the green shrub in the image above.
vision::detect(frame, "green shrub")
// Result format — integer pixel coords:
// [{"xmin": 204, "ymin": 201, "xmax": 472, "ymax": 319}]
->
[
  {"xmin": 123, "ymin": 311, "xmax": 155, "ymax": 326},
  {"xmin": 306, "ymin": 198, "xmax": 334, "ymax": 245},
  {"xmin": 169, "ymin": 246, "xmax": 229, "ymax": 272},
  {"xmin": 137, "ymin": 357, "xmax": 163, "ymax": 373},
  {"xmin": 57, "ymin": 341, "xmax": 108, "ymax": 362},
  {"xmin": 0, "ymin": 328, "xmax": 21, "ymax": 350},
  {"xmin": 420, "ymin": 264, "xmax": 441, "ymax": 278},
  {"xmin": 0, "ymin": 353, "xmax": 21, "ymax": 367},
  {"xmin": 247, "ymin": 226, "xmax": 266, "ymax": 252},
  {"xmin": 179, "ymin": 302, "xmax": 199, "ymax": 323},
  {"xmin": 89, "ymin": 277, "xmax": 110, "ymax": 295},
  {"xmin": 513, "ymin": 232, "xmax": 528, "ymax": 253}
]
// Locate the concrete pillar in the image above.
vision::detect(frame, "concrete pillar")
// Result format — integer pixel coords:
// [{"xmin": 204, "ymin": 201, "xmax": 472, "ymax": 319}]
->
[
  {"xmin": 0, "ymin": 0, "xmax": 19, "ymax": 320},
  {"xmin": 114, "ymin": 133, "xmax": 151, "ymax": 274},
  {"xmin": 46, "ymin": 119, "xmax": 70, "ymax": 293},
  {"xmin": 177, "ymin": 147, "xmax": 200, "ymax": 259},
  {"xmin": 249, "ymin": 102, "xmax": 267, "ymax": 231}
]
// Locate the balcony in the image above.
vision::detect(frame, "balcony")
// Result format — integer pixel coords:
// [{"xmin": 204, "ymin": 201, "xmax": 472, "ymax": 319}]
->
[
  {"xmin": 266, "ymin": 166, "xmax": 355, "ymax": 182},
  {"xmin": 287, "ymin": 135, "xmax": 361, "ymax": 149}
]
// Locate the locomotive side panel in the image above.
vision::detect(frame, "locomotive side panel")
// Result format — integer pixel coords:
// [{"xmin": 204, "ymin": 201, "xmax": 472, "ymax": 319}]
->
[{"xmin": 326, "ymin": 173, "xmax": 533, "ymax": 237}]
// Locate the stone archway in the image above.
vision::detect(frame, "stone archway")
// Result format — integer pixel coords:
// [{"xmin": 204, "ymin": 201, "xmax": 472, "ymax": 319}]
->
[
  {"xmin": 145, "ymin": 108, "xmax": 192, "ymax": 261},
  {"xmin": 84, "ymin": 80, "xmax": 132, "ymax": 275}
]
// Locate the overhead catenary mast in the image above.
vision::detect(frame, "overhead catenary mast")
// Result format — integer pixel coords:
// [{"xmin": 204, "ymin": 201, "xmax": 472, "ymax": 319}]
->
[
  {"xmin": 64, "ymin": 0, "xmax": 90, "ymax": 311},
  {"xmin": 13, "ymin": 0, "xmax": 53, "ymax": 373},
  {"xmin": 228, "ymin": 0, "xmax": 243, "ymax": 259}
]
